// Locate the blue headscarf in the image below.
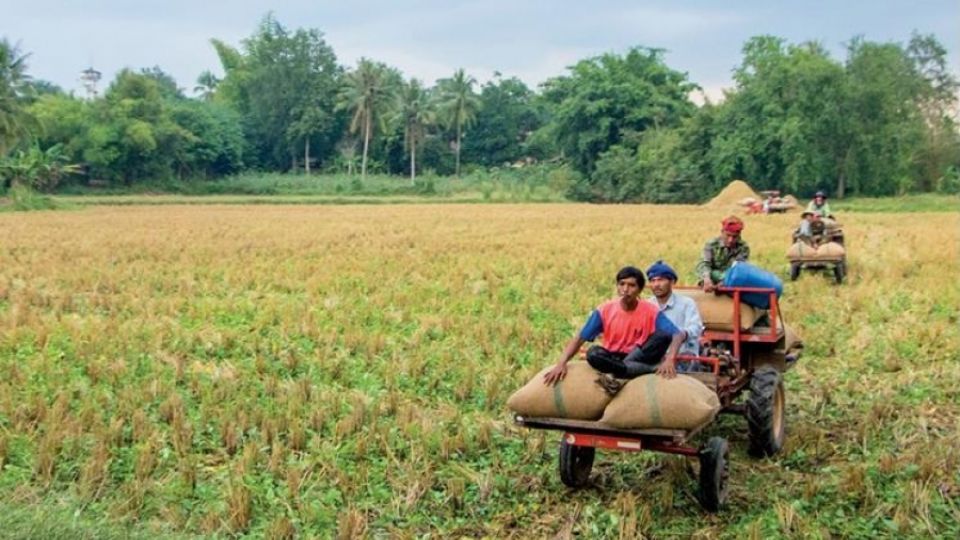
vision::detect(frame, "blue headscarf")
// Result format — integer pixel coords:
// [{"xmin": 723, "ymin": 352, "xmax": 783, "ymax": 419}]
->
[{"xmin": 646, "ymin": 260, "xmax": 678, "ymax": 282}]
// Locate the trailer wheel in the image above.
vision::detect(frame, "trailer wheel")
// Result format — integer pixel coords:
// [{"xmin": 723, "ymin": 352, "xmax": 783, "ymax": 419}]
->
[
  {"xmin": 698, "ymin": 436, "xmax": 729, "ymax": 512},
  {"xmin": 833, "ymin": 261, "xmax": 845, "ymax": 284},
  {"xmin": 558, "ymin": 438, "xmax": 594, "ymax": 488},
  {"xmin": 789, "ymin": 262, "xmax": 801, "ymax": 281},
  {"xmin": 747, "ymin": 366, "xmax": 786, "ymax": 457}
]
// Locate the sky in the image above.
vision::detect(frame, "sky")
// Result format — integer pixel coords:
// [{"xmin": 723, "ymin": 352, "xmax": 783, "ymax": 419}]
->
[{"xmin": 5, "ymin": 1, "xmax": 959, "ymax": 103}]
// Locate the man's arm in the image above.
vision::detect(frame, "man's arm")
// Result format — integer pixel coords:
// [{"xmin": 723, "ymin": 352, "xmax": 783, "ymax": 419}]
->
[
  {"xmin": 656, "ymin": 333, "xmax": 685, "ymax": 379},
  {"xmin": 653, "ymin": 313, "xmax": 683, "ymax": 379},
  {"xmin": 736, "ymin": 241, "xmax": 750, "ymax": 262},
  {"xmin": 544, "ymin": 310, "xmax": 601, "ymax": 385},
  {"xmin": 696, "ymin": 241, "xmax": 717, "ymax": 291}
]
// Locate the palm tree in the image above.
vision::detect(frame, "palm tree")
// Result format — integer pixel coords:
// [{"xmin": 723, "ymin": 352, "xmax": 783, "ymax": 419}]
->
[
  {"xmin": 194, "ymin": 70, "xmax": 220, "ymax": 101},
  {"xmin": 337, "ymin": 59, "xmax": 398, "ymax": 179},
  {"xmin": 0, "ymin": 39, "xmax": 34, "ymax": 156},
  {"xmin": 395, "ymin": 78, "xmax": 434, "ymax": 182},
  {"xmin": 436, "ymin": 69, "xmax": 480, "ymax": 177}
]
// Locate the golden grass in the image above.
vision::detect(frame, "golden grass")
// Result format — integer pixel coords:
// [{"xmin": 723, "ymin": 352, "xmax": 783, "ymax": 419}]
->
[{"xmin": 0, "ymin": 203, "xmax": 958, "ymax": 537}]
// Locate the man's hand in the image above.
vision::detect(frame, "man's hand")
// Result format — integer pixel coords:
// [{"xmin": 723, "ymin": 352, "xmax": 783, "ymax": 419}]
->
[
  {"xmin": 656, "ymin": 357, "xmax": 677, "ymax": 379},
  {"xmin": 543, "ymin": 361, "xmax": 568, "ymax": 386},
  {"xmin": 703, "ymin": 276, "xmax": 716, "ymax": 293}
]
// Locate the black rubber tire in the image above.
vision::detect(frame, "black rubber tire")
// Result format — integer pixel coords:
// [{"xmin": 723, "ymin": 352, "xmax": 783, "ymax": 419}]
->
[
  {"xmin": 746, "ymin": 366, "xmax": 786, "ymax": 457},
  {"xmin": 558, "ymin": 439, "xmax": 595, "ymax": 488},
  {"xmin": 789, "ymin": 262, "xmax": 801, "ymax": 281},
  {"xmin": 698, "ymin": 436, "xmax": 730, "ymax": 512},
  {"xmin": 833, "ymin": 261, "xmax": 845, "ymax": 284}
]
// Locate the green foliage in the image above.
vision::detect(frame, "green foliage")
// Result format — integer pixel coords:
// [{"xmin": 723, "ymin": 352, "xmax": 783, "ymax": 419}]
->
[
  {"xmin": 3, "ymin": 27, "xmax": 958, "ymax": 199},
  {"xmin": 462, "ymin": 75, "xmax": 544, "ymax": 167},
  {"xmin": 0, "ymin": 38, "xmax": 37, "ymax": 156},
  {"xmin": 435, "ymin": 69, "xmax": 481, "ymax": 176},
  {"xmin": 539, "ymin": 47, "xmax": 697, "ymax": 176},
  {"xmin": 1, "ymin": 183, "xmax": 72, "ymax": 211},
  {"xmin": 0, "ymin": 141, "xmax": 80, "ymax": 191},
  {"xmin": 222, "ymin": 15, "xmax": 343, "ymax": 171},
  {"xmin": 337, "ymin": 59, "xmax": 401, "ymax": 178}
]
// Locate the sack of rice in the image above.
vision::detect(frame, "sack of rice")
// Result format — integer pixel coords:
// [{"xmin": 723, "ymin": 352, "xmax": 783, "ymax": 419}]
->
[
  {"xmin": 783, "ymin": 323, "xmax": 802, "ymax": 352},
  {"xmin": 786, "ymin": 241, "xmax": 817, "ymax": 259},
  {"xmin": 599, "ymin": 375, "xmax": 720, "ymax": 429},
  {"xmin": 680, "ymin": 289, "xmax": 763, "ymax": 331},
  {"xmin": 507, "ymin": 362, "xmax": 613, "ymax": 420},
  {"xmin": 815, "ymin": 242, "xmax": 845, "ymax": 260}
]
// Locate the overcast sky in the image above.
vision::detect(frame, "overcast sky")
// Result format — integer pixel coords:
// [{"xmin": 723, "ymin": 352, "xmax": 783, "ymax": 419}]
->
[{"xmin": 5, "ymin": 1, "xmax": 958, "ymax": 103}]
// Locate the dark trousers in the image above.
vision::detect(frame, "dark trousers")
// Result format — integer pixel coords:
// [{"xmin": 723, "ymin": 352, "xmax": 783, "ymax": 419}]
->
[{"xmin": 586, "ymin": 331, "xmax": 673, "ymax": 379}]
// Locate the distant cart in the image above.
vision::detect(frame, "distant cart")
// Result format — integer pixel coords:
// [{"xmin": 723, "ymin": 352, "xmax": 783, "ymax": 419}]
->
[{"xmin": 515, "ymin": 286, "xmax": 800, "ymax": 512}]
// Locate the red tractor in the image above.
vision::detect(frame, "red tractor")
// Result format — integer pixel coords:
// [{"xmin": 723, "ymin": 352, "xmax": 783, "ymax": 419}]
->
[{"xmin": 514, "ymin": 287, "xmax": 801, "ymax": 511}]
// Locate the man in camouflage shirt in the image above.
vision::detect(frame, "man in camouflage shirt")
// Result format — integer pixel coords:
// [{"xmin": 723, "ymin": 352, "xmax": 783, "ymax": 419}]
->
[{"xmin": 696, "ymin": 216, "xmax": 750, "ymax": 292}]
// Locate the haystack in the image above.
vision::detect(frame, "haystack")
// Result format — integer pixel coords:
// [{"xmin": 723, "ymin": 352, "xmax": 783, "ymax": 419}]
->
[{"xmin": 704, "ymin": 180, "xmax": 760, "ymax": 208}]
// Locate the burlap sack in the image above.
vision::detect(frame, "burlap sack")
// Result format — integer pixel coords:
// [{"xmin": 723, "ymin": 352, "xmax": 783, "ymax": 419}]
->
[
  {"xmin": 787, "ymin": 241, "xmax": 817, "ymax": 259},
  {"xmin": 599, "ymin": 375, "xmax": 720, "ymax": 429},
  {"xmin": 815, "ymin": 242, "xmax": 845, "ymax": 260},
  {"xmin": 680, "ymin": 290, "xmax": 763, "ymax": 331},
  {"xmin": 506, "ymin": 362, "xmax": 612, "ymax": 420},
  {"xmin": 783, "ymin": 323, "xmax": 802, "ymax": 352}
]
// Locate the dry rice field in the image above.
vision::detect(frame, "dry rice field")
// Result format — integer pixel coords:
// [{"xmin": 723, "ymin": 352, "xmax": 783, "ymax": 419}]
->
[{"xmin": 0, "ymin": 203, "xmax": 958, "ymax": 538}]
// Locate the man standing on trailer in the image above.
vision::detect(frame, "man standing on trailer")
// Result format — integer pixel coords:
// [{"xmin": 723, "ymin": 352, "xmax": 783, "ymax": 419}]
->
[
  {"xmin": 696, "ymin": 216, "xmax": 750, "ymax": 292},
  {"xmin": 543, "ymin": 266, "xmax": 684, "ymax": 385}
]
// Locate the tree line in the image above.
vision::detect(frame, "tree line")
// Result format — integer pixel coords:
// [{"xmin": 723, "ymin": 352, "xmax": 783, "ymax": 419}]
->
[{"xmin": 1, "ymin": 15, "xmax": 958, "ymax": 201}]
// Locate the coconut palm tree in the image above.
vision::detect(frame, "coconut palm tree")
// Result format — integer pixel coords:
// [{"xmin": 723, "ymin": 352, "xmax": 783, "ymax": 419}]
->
[
  {"xmin": 396, "ymin": 78, "xmax": 435, "ymax": 181},
  {"xmin": 337, "ymin": 59, "xmax": 398, "ymax": 179},
  {"xmin": 194, "ymin": 70, "xmax": 220, "ymax": 101},
  {"xmin": 0, "ymin": 39, "xmax": 34, "ymax": 156},
  {"xmin": 436, "ymin": 69, "xmax": 480, "ymax": 177}
]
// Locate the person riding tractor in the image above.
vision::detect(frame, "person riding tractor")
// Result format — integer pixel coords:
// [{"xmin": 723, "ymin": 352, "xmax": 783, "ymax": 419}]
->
[
  {"xmin": 697, "ymin": 216, "xmax": 750, "ymax": 292},
  {"xmin": 796, "ymin": 210, "xmax": 826, "ymax": 247},
  {"xmin": 806, "ymin": 191, "xmax": 832, "ymax": 218}
]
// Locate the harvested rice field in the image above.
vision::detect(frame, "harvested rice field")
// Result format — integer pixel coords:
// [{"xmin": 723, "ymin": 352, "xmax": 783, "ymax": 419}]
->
[{"xmin": 0, "ymin": 203, "xmax": 957, "ymax": 538}]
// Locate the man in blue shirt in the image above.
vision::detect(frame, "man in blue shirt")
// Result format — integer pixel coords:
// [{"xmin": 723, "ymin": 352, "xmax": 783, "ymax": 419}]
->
[{"xmin": 646, "ymin": 260, "xmax": 706, "ymax": 372}]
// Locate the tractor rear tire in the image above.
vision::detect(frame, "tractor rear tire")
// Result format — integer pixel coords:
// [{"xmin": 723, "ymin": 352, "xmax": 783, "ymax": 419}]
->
[
  {"xmin": 746, "ymin": 366, "xmax": 786, "ymax": 457},
  {"xmin": 833, "ymin": 261, "xmax": 845, "ymax": 284},
  {"xmin": 558, "ymin": 438, "xmax": 594, "ymax": 488},
  {"xmin": 789, "ymin": 262, "xmax": 801, "ymax": 281},
  {"xmin": 698, "ymin": 436, "xmax": 730, "ymax": 512}
]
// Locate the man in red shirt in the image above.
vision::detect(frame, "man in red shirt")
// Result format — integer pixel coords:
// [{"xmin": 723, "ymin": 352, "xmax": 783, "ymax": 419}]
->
[{"xmin": 543, "ymin": 266, "xmax": 684, "ymax": 385}]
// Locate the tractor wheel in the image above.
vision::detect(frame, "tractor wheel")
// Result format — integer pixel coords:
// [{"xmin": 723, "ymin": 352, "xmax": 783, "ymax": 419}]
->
[
  {"xmin": 698, "ymin": 436, "xmax": 730, "ymax": 512},
  {"xmin": 558, "ymin": 438, "xmax": 594, "ymax": 488},
  {"xmin": 833, "ymin": 261, "xmax": 845, "ymax": 284},
  {"xmin": 789, "ymin": 262, "xmax": 802, "ymax": 281},
  {"xmin": 746, "ymin": 366, "xmax": 786, "ymax": 457}
]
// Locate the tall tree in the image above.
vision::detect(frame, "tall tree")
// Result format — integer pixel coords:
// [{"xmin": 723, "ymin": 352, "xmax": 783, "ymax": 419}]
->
[
  {"xmin": 193, "ymin": 70, "xmax": 220, "ymax": 102},
  {"xmin": 214, "ymin": 15, "xmax": 341, "ymax": 170},
  {"xmin": 395, "ymin": 78, "xmax": 434, "ymax": 181},
  {"xmin": 463, "ymin": 74, "xmax": 542, "ymax": 167},
  {"xmin": 0, "ymin": 39, "xmax": 35, "ymax": 156},
  {"xmin": 436, "ymin": 69, "xmax": 480, "ymax": 177},
  {"xmin": 337, "ymin": 59, "xmax": 399, "ymax": 179},
  {"xmin": 539, "ymin": 47, "xmax": 697, "ymax": 176}
]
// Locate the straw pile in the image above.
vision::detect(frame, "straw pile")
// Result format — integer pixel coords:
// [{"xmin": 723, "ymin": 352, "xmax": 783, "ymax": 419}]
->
[{"xmin": 704, "ymin": 180, "xmax": 760, "ymax": 208}]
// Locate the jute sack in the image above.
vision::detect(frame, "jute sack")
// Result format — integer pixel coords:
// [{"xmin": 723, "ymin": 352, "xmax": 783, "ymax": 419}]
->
[
  {"xmin": 599, "ymin": 375, "xmax": 720, "ymax": 429},
  {"xmin": 507, "ymin": 362, "xmax": 612, "ymax": 420},
  {"xmin": 783, "ymin": 323, "xmax": 802, "ymax": 352},
  {"xmin": 680, "ymin": 290, "xmax": 763, "ymax": 331},
  {"xmin": 786, "ymin": 241, "xmax": 817, "ymax": 259},
  {"xmin": 815, "ymin": 242, "xmax": 845, "ymax": 260}
]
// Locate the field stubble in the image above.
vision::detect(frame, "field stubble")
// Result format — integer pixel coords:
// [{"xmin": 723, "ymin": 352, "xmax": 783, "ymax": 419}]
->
[{"xmin": 0, "ymin": 204, "xmax": 958, "ymax": 538}]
